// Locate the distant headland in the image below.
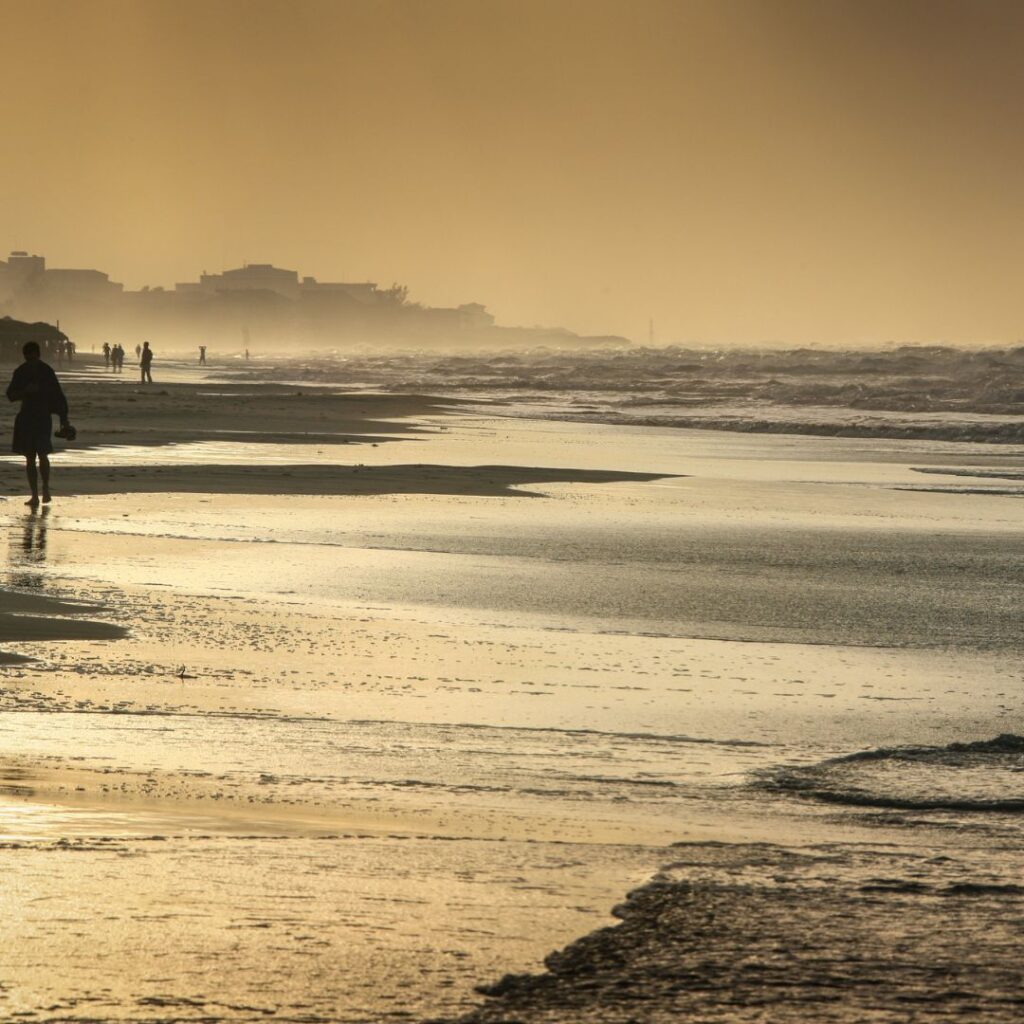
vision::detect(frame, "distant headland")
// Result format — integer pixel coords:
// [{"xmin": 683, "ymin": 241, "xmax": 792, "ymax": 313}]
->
[{"xmin": 0, "ymin": 250, "xmax": 627, "ymax": 352}]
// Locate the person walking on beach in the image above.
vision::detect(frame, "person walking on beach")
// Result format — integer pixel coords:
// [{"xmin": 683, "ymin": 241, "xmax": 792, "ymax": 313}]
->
[
  {"xmin": 135, "ymin": 343, "xmax": 141, "ymax": 360},
  {"xmin": 140, "ymin": 341, "xmax": 154, "ymax": 383},
  {"xmin": 102, "ymin": 342, "xmax": 111, "ymax": 368},
  {"xmin": 6, "ymin": 341, "xmax": 71, "ymax": 508},
  {"xmin": 198, "ymin": 345, "xmax": 207, "ymax": 365}
]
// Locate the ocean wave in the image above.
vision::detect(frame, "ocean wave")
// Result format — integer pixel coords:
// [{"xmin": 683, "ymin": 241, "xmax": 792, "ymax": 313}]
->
[
  {"xmin": 346, "ymin": 718, "xmax": 770, "ymax": 748},
  {"xmin": 758, "ymin": 734, "xmax": 1024, "ymax": 813},
  {"xmin": 217, "ymin": 345, "xmax": 1024, "ymax": 443}
]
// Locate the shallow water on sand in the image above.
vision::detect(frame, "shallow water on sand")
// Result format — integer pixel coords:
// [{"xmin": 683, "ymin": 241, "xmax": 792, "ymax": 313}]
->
[
  {"xmin": 1, "ymin": 415, "xmax": 1022, "ymax": 1020},
  {"xmin": 5, "ymin": 413, "xmax": 1024, "ymax": 491}
]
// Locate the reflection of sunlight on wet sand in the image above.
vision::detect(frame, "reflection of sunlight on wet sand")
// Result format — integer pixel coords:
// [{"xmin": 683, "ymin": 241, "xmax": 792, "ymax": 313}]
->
[
  {"xmin": 6, "ymin": 509, "xmax": 50, "ymax": 591},
  {"xmin": 1, "ymin": 412, "xmax": 1021, "ymax": 1021},
  {"xmin": 0, "ymin": 797, "xmax": 145, "ymax": 841},
  {"xmin": 0, "ymin": 437, "xmax": 421, "ymax": 467},
  {"xmin": 0, "ymin": 792, "xmax": 397, "ymax": 842},
  {"xmin": 1, "ymin": 415, "xmax": 1022, "ymax": 482}
]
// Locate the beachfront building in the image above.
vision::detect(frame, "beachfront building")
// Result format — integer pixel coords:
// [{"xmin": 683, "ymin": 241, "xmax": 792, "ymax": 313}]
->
[
  {"xmin": 178, "ymin": 264, "xmax": 387, "ymax": 308},
  {"xmin": 0, "ymin": 251, "xmax": 124, "ymax": 327},
  {"xmin": 0, "ymin": 251, "xmax": 46, "ymax": 296},
  {"xmin": 0, "ymin": 315, "xmax": 68, "ymax": 361},
  {"xmin": 300, "ymin": 277, "xmax": 381, "ymax": 305},
  {"xmin": 1, "ymin": 249, "xmax": 616, "ymax": 350},
  {"xmin": 193, "ymin": 263, "xmax": 302, "ymax": 300}
]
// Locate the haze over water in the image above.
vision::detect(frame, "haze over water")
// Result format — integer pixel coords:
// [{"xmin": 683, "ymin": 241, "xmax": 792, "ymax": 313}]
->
[{"xmin": 6, "ymin": 0, "xmax": 1024, "ymax": 345}]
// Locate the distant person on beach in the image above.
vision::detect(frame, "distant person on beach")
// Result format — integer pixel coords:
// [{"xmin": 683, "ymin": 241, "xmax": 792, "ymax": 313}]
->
[
  {"xmin": 199, "ymin": 345, "xmax": 207, "ymax": 365},
  {"xmin": 102, "ymin": 342, "xmax": 111, "ymax": 368},
  {"xmin": 245, "ymin": 348, "xmax": 250, "ymax": 360},
  {"xmin": 112, "ymin": 344, "xmax": 124, "ymax": 373},
  {"xmin": 140, "ymin": 341, "xmax": 154, "ymax": 383},
  {"xmin": 6, "ymin": 341, "xmax": 72, "ymax": 508},
  {"xmin": 135, "ymin": 344, "xmax": 142, "ymax": 359}
]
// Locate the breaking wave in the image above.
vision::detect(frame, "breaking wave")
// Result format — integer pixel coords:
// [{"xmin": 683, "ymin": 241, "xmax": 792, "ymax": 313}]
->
[
  {"xmin": 220, "ymin": 345, "xmax": 1024, "ymax": 443},
  {"xmin": 759, "ymin": 734, "xmax": 1024, "ymax": 812}
]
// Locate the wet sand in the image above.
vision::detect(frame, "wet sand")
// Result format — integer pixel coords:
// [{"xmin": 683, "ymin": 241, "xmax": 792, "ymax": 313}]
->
[
  {"xmin": 451, "ymin": 841, "xmax": 1024, "ymax": 1023},
  {"xmin": 24, "ymin": 462, "xmax": 672, "ymax": 498},
  {"xmin": 0, "ymin": 582, "xmax": 123, "ymax": 644},
  {"xmin": 1, "ymin": 362, "xmax": 1023, "ymax": 1021}
]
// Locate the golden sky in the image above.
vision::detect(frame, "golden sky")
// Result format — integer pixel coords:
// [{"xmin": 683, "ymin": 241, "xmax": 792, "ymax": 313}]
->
[{"xmin": 4, "ymin": 0, "xmax": 1023, "ymax": 344}]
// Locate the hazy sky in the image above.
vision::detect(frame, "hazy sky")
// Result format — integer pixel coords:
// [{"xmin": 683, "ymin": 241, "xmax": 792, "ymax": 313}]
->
[{"xmin": 4, "ymin": 0, "xmax": 1023, "ymax": 345}]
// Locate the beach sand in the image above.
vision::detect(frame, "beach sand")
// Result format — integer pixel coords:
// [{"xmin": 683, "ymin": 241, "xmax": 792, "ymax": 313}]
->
[
  {"xmin": 1, "ymin": 360, "xmax": 1022, "ymax": 1021},
  {"xmin": 452, "ymin": 840, "xmax": 1024, "ymax": 1023}
]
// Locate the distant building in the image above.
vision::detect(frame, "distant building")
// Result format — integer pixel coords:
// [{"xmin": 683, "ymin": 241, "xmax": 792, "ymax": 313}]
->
[
  {"xmin": 458, "ymin": 303, "xmax": 495, "ymax": 329},
  {"xmin": 0, "ymin": 251, "xmax": 122, "ymax": 319},
  {"xmin": 0, "ymin": 251, "xmax": 45, "ymax": 301},
  {"xmin": 34, "ymin": 268, "xmax": 123, "ymax": 299},
  {"xmin": 4, "ymin": 251, "xmax": 46, "ymax": 284},
  {"xmin": 417, "ymin": 303, "xmax": 496, "ymax": 332},
  {"xmin": 300, "ymin": 276, "xmax": 380, "ymax": 305},
  {"xmin": 0, "ymin": 247, "xmax": 617, "ymax": 351},
  {"xmin": 0, "ymin": 315, "xmax": 68, "ymax": 361},
  {"xmin": 197, "ymin": 263, "xmax": 300, "ymax": 300}
]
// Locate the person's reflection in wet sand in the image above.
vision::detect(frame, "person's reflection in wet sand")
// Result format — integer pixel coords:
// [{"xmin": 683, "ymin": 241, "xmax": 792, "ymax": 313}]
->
[{"xmin": 9, "ymin": 507, "xmax": 49, "ymax": 589}]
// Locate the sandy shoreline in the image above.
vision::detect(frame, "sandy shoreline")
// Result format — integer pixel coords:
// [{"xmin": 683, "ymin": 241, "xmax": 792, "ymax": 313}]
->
[
  {"xmin": 55, "ymin": 374, "xmax": 463, "ymax": 446},
  {"xmin": 444, "ymin": 839, "xmax": 1024, "ymax": 1023},
  {"xmin": 1, "ymin": 365, "xmax": 1023, "ymax": 1021}
]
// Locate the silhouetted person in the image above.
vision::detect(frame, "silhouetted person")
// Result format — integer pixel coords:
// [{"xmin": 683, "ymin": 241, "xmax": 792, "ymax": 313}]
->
[
  {"xmin": 140, "ymin": 341, "xmax": 154, "ymax": 383},
  {"xmin": 102, "ymin": 342, "xmax": 111, "ymax": 368},
  {"xmin": 134, "ymin": 343, "xmax": 141, "ymax": 359},
  {"xmin": 6, "ymin": 341, "xmax": 70, "ymax": 508},
  {"xmin": 199, "ymin": 345, "xmax": 207, "ymax": 365},
  {"xmin": 245, "ymin": 348, "xmax": 250, "ymax": 360}
]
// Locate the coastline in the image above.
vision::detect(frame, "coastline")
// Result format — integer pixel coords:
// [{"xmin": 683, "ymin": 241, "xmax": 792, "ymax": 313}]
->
[
  {"xmin": 215, "ymin": 345, "xmax": 1024, "ymax": 446},
  {"xmin": 443, "ymin": 838, "xmax": 1024, "ymax": 1023},
  {"xmin": 0, "ymin": 364, "xmax": 1022, "ymax": 1021}
]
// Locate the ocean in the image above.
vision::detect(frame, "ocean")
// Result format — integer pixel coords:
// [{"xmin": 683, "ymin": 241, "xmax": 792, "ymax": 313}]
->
[{"xmin": 1, "ymin": 354, "xmax": 1022, "ymax": 1020}]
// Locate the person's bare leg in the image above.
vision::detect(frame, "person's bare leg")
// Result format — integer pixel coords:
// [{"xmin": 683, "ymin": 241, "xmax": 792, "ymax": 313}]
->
[
  {"xmin": 25, "ymin": 454, "xmax": 39, "ymax": 507},
  {"xmin": 39, "ymin": 454, "xmax": 51, "ymax": 503}
]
